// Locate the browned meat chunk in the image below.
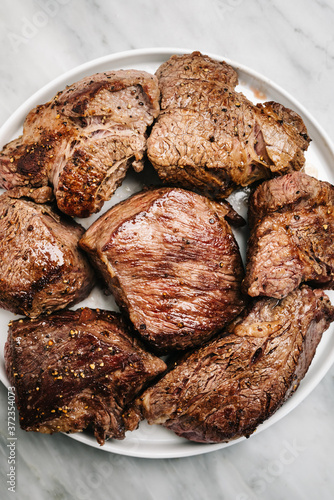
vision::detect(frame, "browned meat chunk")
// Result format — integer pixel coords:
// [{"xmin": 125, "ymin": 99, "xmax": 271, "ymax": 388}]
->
[
  {"xmin": 130, "ymin": 286, "xmax": 334, "ymax": 443},
  {"xmin": 0, "ymin": 70, "xmax": 160, "ymax": 217},
  {"xmin": 79, "ymin": 187, "xmax": 246, "ymax": 352},
  {"xmin": 147, "ymin": 52, "xmax": 310, "ymax": 199},
  {"xmin": 243, "ymin": 172, "xmax": 334, "ymax": 299},
  {"xmin": 0, "ymin": 187, "xmax": 95, "ymax": 317},
  {"xmin": 4, "ymin": 307, "xmax": 166, "ymax": 445}
]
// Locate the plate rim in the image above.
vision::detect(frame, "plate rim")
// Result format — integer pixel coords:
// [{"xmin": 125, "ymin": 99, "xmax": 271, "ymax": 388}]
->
[{"xmin": 1, "ymin": 47, "xmax": 334, "ymax": 459}]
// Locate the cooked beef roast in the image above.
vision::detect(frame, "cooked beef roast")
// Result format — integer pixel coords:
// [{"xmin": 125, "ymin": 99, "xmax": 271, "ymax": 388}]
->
[
  {"xmin": 0, "ymin": 70, "xmax": 160, "ymax": 217},
  {"xmin": 79, "ymin": 187, "xmax": 246, "ymax": 352},
  {"xmin": 128, "ymin": 286, "xmax": 334, "ymax": 443},
  {"xmin": 4, "ymin": 307, "xmax": 166, "ymax": 445},
  {"xmin": 243, "ymin": 172, "xmax": 334, "ymax": 299},
  {"xmin": 0, "ymin": 187, "xmax": 95, "ymax": 317},
  {"xmin": 147, "ymin": 52, "xmax": 310, "ymax": 199},
  {"xmin": 1, "ymin": 55, "xmax": 333, "ymax": 449}
]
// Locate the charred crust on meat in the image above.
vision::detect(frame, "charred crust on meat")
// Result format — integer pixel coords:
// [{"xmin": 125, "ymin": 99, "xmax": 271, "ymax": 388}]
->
[
  {"xmin": 0, "ymin": 190, "xmax": 95, "ymax": 317},
  {"xmin": 147, "ymin": 52, "xmax": 310, "ymax": 199},
  {"xmin": 131, "ymin": 287, "xmax": 334, "ymax": 443},
  {"xmin": 243, "ymin": 172, "xmax": 334, "ymax": 298},
  {"xmin": 79, "ymin": 186, "xmax": 246, "ymax": 353},
  {"xmin": 0, "ymin": 69, "xmax": 160, "ymax": 217},
  {"xmin": 4, "ymin": 308, "xmax": 166, "ymax": 444}
]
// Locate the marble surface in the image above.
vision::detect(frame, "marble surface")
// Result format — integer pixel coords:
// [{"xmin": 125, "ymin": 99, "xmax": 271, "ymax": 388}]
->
[{"xmin": 1, "ymin": 0, "xmax": 334, "ymax": 498}]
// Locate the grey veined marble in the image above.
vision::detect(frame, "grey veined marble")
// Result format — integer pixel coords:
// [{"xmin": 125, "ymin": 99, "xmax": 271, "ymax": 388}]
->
[{"xmin": 1, "ymin": 1, "xmax": 334, "ymax": 499}]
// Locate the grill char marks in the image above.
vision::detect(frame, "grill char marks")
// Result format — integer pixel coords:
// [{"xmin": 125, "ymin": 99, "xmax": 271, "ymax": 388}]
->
[
  {"xmin": 147, "ymin": 52, "xmax": 310, "ymax": 199},
  {"xmin": 4, "ymin": 307, "xmax": 166, "ymax": 445}
]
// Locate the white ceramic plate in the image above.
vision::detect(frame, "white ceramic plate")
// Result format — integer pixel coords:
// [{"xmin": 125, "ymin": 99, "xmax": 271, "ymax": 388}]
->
[{"xmin": 1, "ymin": 48, "xmax": 334, "ymax": 459}]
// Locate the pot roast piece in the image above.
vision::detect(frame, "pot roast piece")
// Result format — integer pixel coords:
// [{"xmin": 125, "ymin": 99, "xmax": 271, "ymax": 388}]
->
[
  {"xmin": 243, "ymin": 171, "xmax": 334, "ymax": 299},
  {"xmin": 127, "ymin": 286, "xmax": 334, "ymax": 443},
  {"xmin": 4, "ymin": 307, "xmax": 166, "ymax": 445},
  {"xmin": 147, "ymin": 52, "xmax": 310, "ymax": 199},
  {"xmin": 79, "ymin": 187, "xmax": 246, "ymax": 352},
  {"xmin": 0, "ymin": 70, "xmax": 160, "ymax": 218},
  {"xmin": 0, "ymin": 187, "xmax": 95, "ymax": 317}
]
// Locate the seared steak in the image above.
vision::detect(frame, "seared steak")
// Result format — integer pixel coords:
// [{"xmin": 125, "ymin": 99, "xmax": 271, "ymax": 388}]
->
[
  {"xmin": 0, "ymin": 70, "xmax": 160, "ymax": 217},
  {"xmin": 243, "ymin": 172, "xmax": 334, "ymax": 299},
  {"xmin": 147, "ymin": 52, "xmax": 310, "ymax": 199},
  {"xmin": 79, "ymin": 187, "xmax": 246, "ymax": 352},
  {"xmin": 0, "ymin": 187, "xmax": 95, "ymax": 317},
  {"xmin": 129, "ymin": 286, "xmax": 334, "ymax": 443},
  {"xmin": 4, "ymin": 307, "xmax": 166, "ymax": 445}
]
